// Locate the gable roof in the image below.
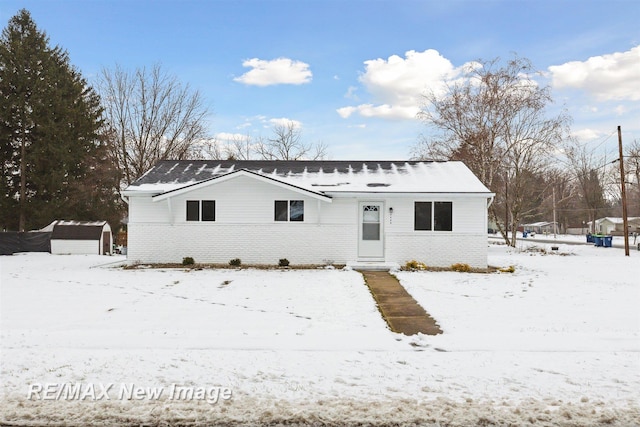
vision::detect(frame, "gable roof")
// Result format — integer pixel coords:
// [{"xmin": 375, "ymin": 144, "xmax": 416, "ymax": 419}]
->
[
  {"xmin": 124, "ymin": 160, "xmax": 493, "ymax": 197},
  {"xmin": 152, "ymin": 169, "xmax": 332, "ymax": 202}
]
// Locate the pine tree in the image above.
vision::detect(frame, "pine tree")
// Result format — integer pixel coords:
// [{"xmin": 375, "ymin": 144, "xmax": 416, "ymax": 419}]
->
[{"xmin": 0, "ymin": 9, "xmax": 107, "ymax": 231}]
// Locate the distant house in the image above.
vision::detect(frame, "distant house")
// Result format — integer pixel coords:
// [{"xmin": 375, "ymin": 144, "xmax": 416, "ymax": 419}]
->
[
  {"xmin": 43, "ymin": 220, "xmax": 113, "ymax": 255},
  {"xmin": 522, "ymin": 221, "xmax": 558, "ymax": 235},
  {"xmin": 587, "ymin": 217, "xmax": 640, "ymax": 235},
  {"xmin": 122, "ymin": 161, "xmax": 494, "ymax": 269}
]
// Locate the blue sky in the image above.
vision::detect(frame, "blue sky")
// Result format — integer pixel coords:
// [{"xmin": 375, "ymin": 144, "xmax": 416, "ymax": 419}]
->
[{"xmin": 1, "ymin": 0, "xmax": 639, "ymax": 160}]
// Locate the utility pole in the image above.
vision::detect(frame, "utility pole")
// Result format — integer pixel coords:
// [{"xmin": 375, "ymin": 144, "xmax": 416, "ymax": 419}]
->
[
  {"xmin": 552, "ymin": 187, "xmax": 557, "ymax": 238},
  {"xmin": 618, "ymin": 126, "xmax": 629, "ymax": 256}
]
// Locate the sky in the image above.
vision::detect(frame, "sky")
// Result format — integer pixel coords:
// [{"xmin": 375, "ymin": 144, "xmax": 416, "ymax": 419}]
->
[{"xmin": 1, "ymin": 0, "xmax": 639, "ymax": 160}]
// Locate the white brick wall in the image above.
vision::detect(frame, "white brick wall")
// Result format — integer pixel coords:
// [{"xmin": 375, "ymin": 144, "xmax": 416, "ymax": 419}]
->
[
  {"xmin": 386, "ymin": 232, "xmax": 487, "ymax": 269},
  {"xmin": 128, "ymin": 223, "xmax": 356, "ymax": 265},
  {"xmin": 126, "ymin": 174, "xmax": 490, "ymax": 267}
]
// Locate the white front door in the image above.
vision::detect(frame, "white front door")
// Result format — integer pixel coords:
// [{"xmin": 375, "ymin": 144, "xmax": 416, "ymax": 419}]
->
[{"xmin": 358, "ymin": 202, "xmax": 384, "ymax": 259}]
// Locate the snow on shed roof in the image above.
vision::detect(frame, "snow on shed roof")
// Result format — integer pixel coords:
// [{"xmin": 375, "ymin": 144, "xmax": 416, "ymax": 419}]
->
[{"xmin": 125, "ymin": 160, "xmax": 492, "ymax": 196}]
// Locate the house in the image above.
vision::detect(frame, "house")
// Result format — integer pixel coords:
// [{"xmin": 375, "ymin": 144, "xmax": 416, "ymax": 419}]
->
[
  {"xmin": 522, "ymin": 221, "xmax": 558, "ymax": 235},
  {"xmin": 122, "ymin": 161, "xmax": 494, "ymax": 268},
  {"xmin": 587, "ymin": 217, "xmax": 640, "ymax": 235},
  {"xmin": 43, "ymin": 220, "xmax": 113, "ymax": 255}
]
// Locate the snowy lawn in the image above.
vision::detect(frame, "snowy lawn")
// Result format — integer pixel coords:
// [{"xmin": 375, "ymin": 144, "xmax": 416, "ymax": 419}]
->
[{"xmin": 1, "ymin": 242, "xmax": 639, "ymax": 426}]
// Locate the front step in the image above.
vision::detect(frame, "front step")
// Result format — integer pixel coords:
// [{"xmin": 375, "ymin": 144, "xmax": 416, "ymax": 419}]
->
[{"xmin": 347, "ymin": 261, "xmax": 400, "ymax": 271}]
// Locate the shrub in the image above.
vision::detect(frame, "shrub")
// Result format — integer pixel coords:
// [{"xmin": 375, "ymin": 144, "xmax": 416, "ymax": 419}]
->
[
  {"xmin": 229, "ymin": 258, "xmax": 242, "ymax": 267},
  {"xmin": 182, "ymin": 257, "xmax": 195, "ymax": 266},
  {"xmin": 278, "ymin": 258, "xmax": 290, "ymax": 267},
  {"xmin": 499, "ymin": 265, "xmax": 515, "ymax": 273},
  {"xmin": 405, "ymin": 260, "xmax": 427, "ymax": 271},
  {"xmin": 451, "ymin": 263, "xmax": 471, "ymax": 272}
]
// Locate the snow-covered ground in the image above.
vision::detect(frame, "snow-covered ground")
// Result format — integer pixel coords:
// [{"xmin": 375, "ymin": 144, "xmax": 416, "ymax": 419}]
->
[{"xmin": 1, "ymin": 240, "xmax": 639, "ymax": 426}]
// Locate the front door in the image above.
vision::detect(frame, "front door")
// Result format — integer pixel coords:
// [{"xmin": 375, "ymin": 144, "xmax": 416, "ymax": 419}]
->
[{"xmin": 358, "ymin": 202, "xmax": 384, "ymax": 259}]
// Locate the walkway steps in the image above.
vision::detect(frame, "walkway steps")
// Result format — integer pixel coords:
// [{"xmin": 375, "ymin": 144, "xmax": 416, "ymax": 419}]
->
[{"xmin": 359, "ymin": 271, "xmax": 443, "ymax": 336}]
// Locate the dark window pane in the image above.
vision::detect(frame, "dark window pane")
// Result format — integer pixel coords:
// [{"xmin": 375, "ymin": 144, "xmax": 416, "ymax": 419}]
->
[
  {"xmin": 274, "ymin": 200, "xmax": 288, "ymax": 221},
  {"xmin": 363, "ymin": 223, "xmax": 380, "ymax": 240},
  {"xmin": 186, "ymin": 200, "xmax": 200, "ymax": 221},
  {"xmin": 434, "ymin": 202, "xmax": 452, "ymax": 231},
  {"xmin": 202, "ymin": 200, "xmax": 216, "ymax": 221},
  {"xmin": 414, "ymin": 202, "xmax": 432, "ymax": 230},
  {"xmin": 289, "ymin": 200, "xmax": 304, "ymax": 221}
]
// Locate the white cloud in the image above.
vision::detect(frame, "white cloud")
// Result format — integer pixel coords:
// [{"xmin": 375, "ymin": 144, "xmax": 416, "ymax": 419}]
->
[
  {"xmin": 337, "ymin": 49, "xmax": 465, "ymax": 120},
  {"xmin": 548, "ymin": 46, "xmax": 640, "ymax": 101},
  {"xmin": 215, "ymin": 132, "xmax": 250, "ymax": 143},
  {"xmin": 336, "ymin": 106, "xmax": 356, "ymax": 119},
  {"xmin": 268, "ymin": 117, "xmax": 302, "ymax": 129},
  {"xmin": 571, "ymin": 128, "xmax": 604, "ymax": 142},
  {"xmin": 233, "ymin": 57, "xmax": 312, "ymax": 86},
  {"xmin": 344, "ymin": 86, "xmax": 359, "ymax": 100},
  {"xmin": 614, "ymin": 105, "xmax": 627, "ymax": 115}
]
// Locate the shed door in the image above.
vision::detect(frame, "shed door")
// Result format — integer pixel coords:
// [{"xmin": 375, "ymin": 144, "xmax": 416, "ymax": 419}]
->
[
  {"xmin": 102, "ymin": 232, "xmax": 110, "ymax": 255},
  {"xmin": 358, "ymin": 202, "xmax": 384, "ymax": 259}
]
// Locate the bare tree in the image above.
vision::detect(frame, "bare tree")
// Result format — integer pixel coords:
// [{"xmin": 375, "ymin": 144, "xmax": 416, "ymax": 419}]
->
[
  {"xmin": 624, "ymin": 139, "xmax": 640, "ymax": 217},
  {"xmin": 97, "ymin": 63, "xmax": 210, "ymax": 186},
  {"xmin": 224, "ymin": 134, "xmax": 255, "ymax": 160},
  {"xmin": 189, "ymin": 138, "xmax": 223, "ymax": 160},
  {"xmin": 414, "ymin": 56, "xmax": 571, "ymax": 245},
  {"xmin": 565, "ymin": 140, "xmax": 610, "ymax": 232},
  {"xmin": 256, "ymin": 121, "xmax": 327, "ymax": 160},
  {"xmin": 538, "ymin": 168, "xmax": 578, "ymax": 234}
]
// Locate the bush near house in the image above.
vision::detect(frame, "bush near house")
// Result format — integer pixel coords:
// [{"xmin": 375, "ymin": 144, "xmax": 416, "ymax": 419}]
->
[
  {"xmin": 404, "ymin": 260, "xmax": 428, "ymax": 271},
  {"xmin": 279, "ymin": 258, "xmax": 290, "ymax": 267},
  {"xmin": 451, "ymin": 263, "xmax": 471, "ymax": 272},
  {"xmin": 229, "ymin": 258, "xmax": 242, "ymax": 267}
]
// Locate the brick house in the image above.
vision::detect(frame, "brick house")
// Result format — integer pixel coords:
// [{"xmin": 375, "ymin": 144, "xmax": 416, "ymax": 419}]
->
[{"xmin": 122, "ymin": 160, "xmax": 494, "ymax": 268}]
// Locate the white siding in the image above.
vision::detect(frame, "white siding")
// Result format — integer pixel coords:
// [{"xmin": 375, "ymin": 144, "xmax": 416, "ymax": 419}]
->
[
  {"xmin": 51, "ymin": 240, "xmax": 99, "ymax": 255},
  {"xmin": 170, "ymin": 175, "xmax": 329, "ymax": 224},
  {"xmin": 127, "ymin": 175, "xmax": 490, "ymax": 267}
]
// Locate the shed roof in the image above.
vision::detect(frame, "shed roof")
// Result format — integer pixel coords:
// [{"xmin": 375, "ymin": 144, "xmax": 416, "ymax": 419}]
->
[
  {"xmin": 124, "ymin": 160, "xmax": 493, "ymax": 196},
  {"xmin": 49, "ymin": 221, "xmax": 109, "ymax": 240}
]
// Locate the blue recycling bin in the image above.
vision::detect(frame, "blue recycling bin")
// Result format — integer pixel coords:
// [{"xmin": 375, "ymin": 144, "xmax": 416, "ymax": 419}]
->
[
  {"xmin": 586, "ymin": 233, "xmax": 593, "ymax": 243},
  {"xmin": 603, "ymin": 235, "xmax": 613, "ymax": 248},
  {"xmin": 593, "ymin": 235, "xmax": 603, "ymax": 247},
  {"xmin": 523, "ymin": 231, "xmax": 528, "ymax": 238}
]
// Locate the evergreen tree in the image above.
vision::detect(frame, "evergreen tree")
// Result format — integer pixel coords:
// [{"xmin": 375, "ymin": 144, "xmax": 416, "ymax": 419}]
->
[{"xmin": 0, "ymin": 9, "xmax": 108, "ymax": 231}]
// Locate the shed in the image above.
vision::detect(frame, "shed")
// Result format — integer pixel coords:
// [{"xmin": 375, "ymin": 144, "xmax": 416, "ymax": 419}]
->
[{"xmin": 47, "ymin": 220, "xmax": 112, "ymax": 255}]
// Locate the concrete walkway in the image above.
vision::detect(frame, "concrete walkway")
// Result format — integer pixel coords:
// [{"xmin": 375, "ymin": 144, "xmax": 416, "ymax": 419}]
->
[{"xmin": 359, "ymin": 271, "xmax": 442, "ymax": 336}]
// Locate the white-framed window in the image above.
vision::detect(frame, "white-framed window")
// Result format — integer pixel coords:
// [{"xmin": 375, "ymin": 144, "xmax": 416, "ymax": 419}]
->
[
  {"xmin": 414, "ymin": 201, "xmax": 452, "ymax": 231},
  {"xmin": 274, "ymin": 200, "xmax": 304, "ymax": 222}
]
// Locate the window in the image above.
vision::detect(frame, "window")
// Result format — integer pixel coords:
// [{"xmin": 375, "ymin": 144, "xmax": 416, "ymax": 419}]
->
[
  {"xmin": 289, "ymin": 200, "xmax": 304, "ymax": 222},
  {"xmin": 202, "ymin": 200, "xmax": 216, "ymax": 221},
  {"xmin": 362, "ymin": 205, "xmax": 381, "ymax": 240},
  {"xmin": 434, "ymin": 202, "xmax": 452, "ymax": 231},
  {"xmin": 275, "ymin": 200, "xmax": 304, "ymax": 222},
  {"xmin": 414, "ymin": 202, "xmax": 432, "ymax": 230},
  {"xmin": 414, "ymin": 201, "xmax": 452, "ymax": 231},
  {"xmin": 186, "ymin": 200, "xmax": 200, "ymax": 221},
  {"xmin": 274, "ymin": 201, "xmax": 288, "ymax": 221},
  {"xmin": 186, "ymin": 200, "xmax": 216, "ymax": 222}
]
